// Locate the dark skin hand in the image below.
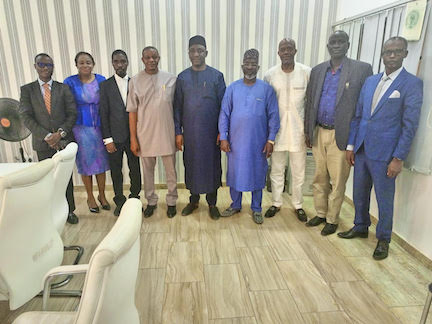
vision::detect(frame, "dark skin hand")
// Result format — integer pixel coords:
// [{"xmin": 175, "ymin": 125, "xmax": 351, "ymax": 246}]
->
[
  {"xmin": 220, "ymin": 140, "xmax": 230, "ymax": 152},
  {"xmin": 346, "ymin": 150, "xmax": 355, "ymax": 166},
  {"xmin": 105, "ymin": 142, "xmax": 117, "ymax": 153},
  {"xmin": 45, "ymin": 131, "xmax": 61, "ymax": 149},
  {"xmin": 387, "ymin": 158, "xmax": 403, "ymax": 178},
  {"xmin": 263, "ymin": 142, "xmax": 274, "ymax": 158},
  {"xmin": 175, "ymin": 135, "xmax": 183, "ymax": 151},
  {"xmin": 305, "ymin": 134, "xmax": 312, "ymax": 148},
  {"xmin": 130, "ymin": 137, "xmax": 140, "ymax": 157}
]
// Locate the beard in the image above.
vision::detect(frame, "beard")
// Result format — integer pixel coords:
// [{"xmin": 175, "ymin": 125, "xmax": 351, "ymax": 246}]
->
[{"xmin": 244, "ymin": 73, "xmax": 257, "ymax": 80}]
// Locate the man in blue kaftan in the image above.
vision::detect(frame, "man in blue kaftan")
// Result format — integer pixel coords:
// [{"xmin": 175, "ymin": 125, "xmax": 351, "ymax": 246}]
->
[
  {"xmin": 174, "ymin": 35, "xmax": 226, "ymax": 220},
  {"xmin": 219, "ymin": 49, "xmax": 280, "ymax": 224}
]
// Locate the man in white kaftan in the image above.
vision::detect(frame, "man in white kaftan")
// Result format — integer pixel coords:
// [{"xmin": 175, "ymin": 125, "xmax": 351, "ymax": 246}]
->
[{"xmin": 263, "ymin": 39, "xmax": 311, "ymax": 221}]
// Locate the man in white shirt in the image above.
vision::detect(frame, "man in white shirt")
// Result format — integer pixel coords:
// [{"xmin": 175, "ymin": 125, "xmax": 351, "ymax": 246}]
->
[
  {"xmin": 100, "ymin": 50, "xmax": 142, "ymax": 216},
  {"xmin": 263, "ymin": 39, "xmax": 311, "ymax": 221}
]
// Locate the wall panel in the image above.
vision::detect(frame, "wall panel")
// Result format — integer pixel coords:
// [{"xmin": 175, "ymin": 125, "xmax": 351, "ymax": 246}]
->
[{"xmin": 0, "ymin": 0, "xmax": 337, "ymax": 184}]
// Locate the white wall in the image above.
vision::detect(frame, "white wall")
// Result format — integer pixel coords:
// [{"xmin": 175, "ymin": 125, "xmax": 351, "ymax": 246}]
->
[
  {"xmin": 340, "ymin": 0, "xmax": 432, "ymax": 260},
  {"xmin": 0, "ymin": 0, "xmax": 338, "ymax": 185},
  {"xmin": 336, "ymin": 0, "xmax": 396, "ymax": 21}
]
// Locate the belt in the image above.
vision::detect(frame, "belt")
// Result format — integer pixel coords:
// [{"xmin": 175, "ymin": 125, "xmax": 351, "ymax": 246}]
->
[{"xmin": 318, "ymin": 123, "xmax": 335, "ymax": 130}]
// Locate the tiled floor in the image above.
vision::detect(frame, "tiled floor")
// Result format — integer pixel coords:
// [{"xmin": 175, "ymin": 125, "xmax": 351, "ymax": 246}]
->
[{"xmin": 1, "ymin": 188, "xmax": 431, "ymax": 324}]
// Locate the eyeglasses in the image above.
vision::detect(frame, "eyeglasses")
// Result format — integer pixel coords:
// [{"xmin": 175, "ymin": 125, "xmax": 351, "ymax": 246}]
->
[
  {"xmin": 382, "ymin": 49, "xmax": 406, "ymax": 56},
  {"xmin": 36, "ymin": 62, "xmax": 54, "ymax": 68}
]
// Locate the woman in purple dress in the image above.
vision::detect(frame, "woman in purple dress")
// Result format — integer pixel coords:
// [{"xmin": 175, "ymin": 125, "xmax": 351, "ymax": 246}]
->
[{"xmin": 64, "ymin": 52, "xmax": 110, "ymax": 213}]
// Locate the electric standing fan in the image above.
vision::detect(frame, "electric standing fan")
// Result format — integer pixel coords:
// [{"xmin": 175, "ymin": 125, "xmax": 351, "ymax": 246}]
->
[{"xmin": 0, "ymin": 98, "xmax": 32, "ymax": 162}]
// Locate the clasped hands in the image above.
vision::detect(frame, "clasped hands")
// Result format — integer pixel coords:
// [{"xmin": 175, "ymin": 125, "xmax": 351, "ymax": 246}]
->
[{"xmin": 44, "ymin": 131, "xmax": 62, "ymax": 150}]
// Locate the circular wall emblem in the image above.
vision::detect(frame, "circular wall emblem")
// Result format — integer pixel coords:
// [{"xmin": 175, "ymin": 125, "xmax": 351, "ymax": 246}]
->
[{"xmin": 405, "ymin": 10, "xmax": 420, "ymax": 29}]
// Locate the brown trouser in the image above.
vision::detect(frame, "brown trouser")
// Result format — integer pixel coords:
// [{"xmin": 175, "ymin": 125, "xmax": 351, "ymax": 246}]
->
[
  {"xmin": 311, "ymin": 127, "xmax": 351, "ymax": 224},
  {"xmin": 141, "ymin": 154, "xmax": 178, "ymax": 206}
]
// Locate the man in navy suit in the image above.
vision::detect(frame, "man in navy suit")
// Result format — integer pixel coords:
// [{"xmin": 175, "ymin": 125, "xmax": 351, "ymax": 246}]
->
[
  {"xmin": 338, "ymin": 37, "xmax": 423, "ymax": 260},
  {"xmin": 100, "ymin": 50, "xmax": 142, "ymax": 216}
]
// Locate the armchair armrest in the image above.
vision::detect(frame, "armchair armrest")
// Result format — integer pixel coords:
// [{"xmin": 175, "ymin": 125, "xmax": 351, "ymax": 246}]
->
[{"xmin": 42, "ymin": 264, "xmax": 89, "ymax": 310}]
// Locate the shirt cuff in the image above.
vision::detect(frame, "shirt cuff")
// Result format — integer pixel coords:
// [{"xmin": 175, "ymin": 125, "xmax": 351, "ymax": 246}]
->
[
  {"xmin": 346, "ymin": 145, "xmax": 354, "ymax": 151},
  {"xmin": 220, "ymin": 132, "xmax": 228, "ymax": 141},
  {"xmin": 103, "ymin": 137, "xmax": 114, "ymax": 145}
]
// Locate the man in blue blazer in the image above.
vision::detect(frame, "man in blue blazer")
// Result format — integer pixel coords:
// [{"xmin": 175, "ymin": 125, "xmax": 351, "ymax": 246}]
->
[{"xmin": 338, "ymin": 37, "xmax": 423, "ymax": 260}]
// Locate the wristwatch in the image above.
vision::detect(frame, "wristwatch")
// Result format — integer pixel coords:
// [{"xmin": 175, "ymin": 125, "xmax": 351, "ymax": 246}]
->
[{"xmin": 57, "ymin": 128, "xmax": 67, "ymax": 138}]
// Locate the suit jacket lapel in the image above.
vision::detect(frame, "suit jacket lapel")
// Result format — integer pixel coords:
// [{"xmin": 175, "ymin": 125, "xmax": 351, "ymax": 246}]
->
[
  {"xmin": 366, "ymin": 74, "xmax": 382, "ymax": 117},
  {"xmin": 111, "ymin": 76, "xmax": 126, "ymax": 109},
  {"xmin": 314, "ymin": 63, "xmax": 328, "ymax": 112},
  {"xmin": 336, "ymin": 57, "xmax": 351, "ymax": 107},
  {"xmin": 50, "ymin": 81, "xmax": 59, "ymax": 113},
  {"xmin": 372, "ymin": 68, "xmax": 406, "ymax": 116},
  {"xmin": 33, "ymin": 81, "xmax": 49, "ymax": 115}
]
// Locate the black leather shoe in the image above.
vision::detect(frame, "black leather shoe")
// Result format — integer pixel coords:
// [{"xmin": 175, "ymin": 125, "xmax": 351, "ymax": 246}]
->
[
  {"xmin": 67, "ymin": 212, "xmax": 79, "ymax": 224},
  {"xmin": 373, "ymin": 240, "xmax": 389, "ymax": 260},
  {"xmin": 321, "ymin": 223, "xmax": 338, "ymax": 236},
  {"xmin": 143, "ymin": 205, "xmax": 157, "ymax": 218},
  {"xmin": 264, "ymin": 206, "xmax": 280, "ymax": 218},
  {"xmin": 114, "ymin": 205, "xmax": 122, "ymax": 217},
  {"xmin": 97, "ymin": 196, "xmax": 111, "ymax": 210},
  {"xmin": 306, "ymin": 216, "xmax": 326, "ymax": 227},
  {"xmin": 167, "ymin": 205, "xmax": 177, "ymax": 218},
  {"xmin": 209, "ymin": 206, "xmax": 220, "ymax": 220},
  {"xmin": 337, "ymin": 227, "xmax": 368, "ymax": 239},
  {"xmin": 296, "ymin": 208, "xmax": 307, "ymax": 222},
  {"xmin": 182, "ymin": 203, "xmax": 198, "ymax": 216}
]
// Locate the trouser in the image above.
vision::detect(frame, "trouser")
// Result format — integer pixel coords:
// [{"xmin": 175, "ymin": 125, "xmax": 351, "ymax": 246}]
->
[
  {"xmin": 189, "ymin": 190, "xmax": 217, "ymax": 206},
  {"xmin": 37, "ymin": 149, "xmax": 75, "ymax": 213},
  {"xmin": 270, "ymin": 150, "xmax": 306, "ymax": 209},
  {"xmin": 353, "ymin": 146, "xmax": 395, "ymax": 242},
  {"xmin": 107, "ymin": 140, "xmax": 141, "ymax": 207},
  {"xmin": 311, "ymin": 127, "xmax": 351, "ymax": 224},
  {"xmin": 141, "ymin": 154, "xmax": 178, "ymax": 206},
  {"xmin": 229, "ymin": 187, "xmax": 263, "ymax": 212}
]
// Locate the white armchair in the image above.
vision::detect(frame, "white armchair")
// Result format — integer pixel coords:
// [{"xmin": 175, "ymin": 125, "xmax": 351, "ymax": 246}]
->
[
  {"xmin": 0, "ymin": 159, "xmax": 63, "ymax": 310},
  {"xmin": 51, "ymin": 142, "xmax": 78, "ymax": 233},
  {"xmin": 50, "ymin": 143, "xmax": 83, "ymax": 290},
  {"xmin": 13, "ymin": 198, "xmax": 142, "ymax": 324}
]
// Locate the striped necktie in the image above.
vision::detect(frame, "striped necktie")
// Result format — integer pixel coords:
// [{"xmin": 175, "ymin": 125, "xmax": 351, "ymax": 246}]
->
[{"xmin": 43, "ymin": 83, "xmax": 51, "ymax": 114}]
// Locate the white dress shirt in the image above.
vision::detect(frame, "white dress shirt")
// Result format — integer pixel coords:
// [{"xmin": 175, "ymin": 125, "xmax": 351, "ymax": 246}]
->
[{"xmin": 38, "ymin": 78, "xmax": 53, "ymax": 96}]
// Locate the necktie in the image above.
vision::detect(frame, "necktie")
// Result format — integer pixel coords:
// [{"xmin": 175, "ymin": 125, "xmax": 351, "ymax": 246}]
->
[
  {"xmin": 43, "ymin": 83, "xmax": 51, "ymax": 114},
  {"xmin": 371, "ymin": 76, "xmax": 390, "ymax": 114}
]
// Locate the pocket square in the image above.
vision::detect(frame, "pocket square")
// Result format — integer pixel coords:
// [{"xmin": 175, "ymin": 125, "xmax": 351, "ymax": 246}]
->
[{"xmin": 389, "ymin": 90, "xmax": 400, "ymax": 98}]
